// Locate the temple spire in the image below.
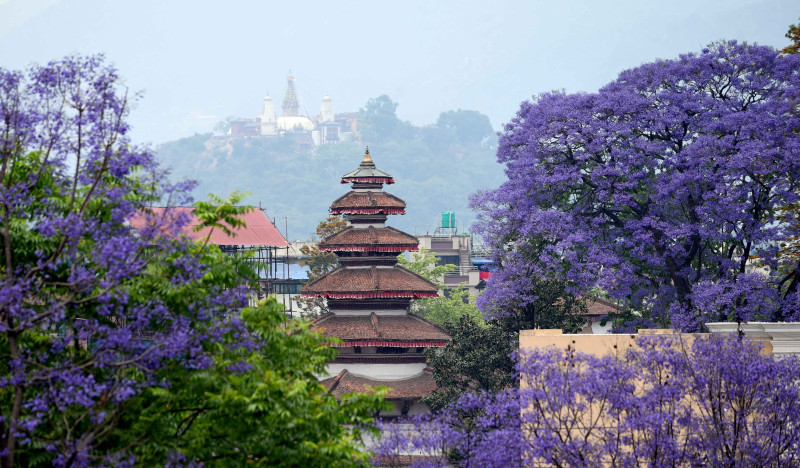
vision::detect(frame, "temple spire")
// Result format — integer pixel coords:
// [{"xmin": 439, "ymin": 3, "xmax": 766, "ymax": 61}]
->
[
  {"xmin": 281, "ymin": 70, "xmax": 299, "ymax": 117},
  {"xmin": 362, "ymin": 146, "xmax": 372, "ymax": 163}
]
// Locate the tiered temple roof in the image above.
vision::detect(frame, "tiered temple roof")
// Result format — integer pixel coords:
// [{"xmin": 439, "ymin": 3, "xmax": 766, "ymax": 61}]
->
[
  {"xmin": 339, "ymin": 150, "xmax": 395, "ymax": 185},
  {"xmin": 321, "ymin": 369, "xmax": 437, "ymax": 399},
  {"xmin": 302, "ymin": 267, "xmax": 438, "ymax": 299},
  {"xmin": 330, "ymin": 191, "xmax": 406, "ymax": 215},
  {"xmin": 310, "ymin": 313, "xmax": 449, "ymax": 347},
  {"xmin": 319, "ymin": 226, "xmax": 419, "ymax": 252},
  {"xmin": 302, "ymin": 148, "xmax": 448, "ymax": 407}
]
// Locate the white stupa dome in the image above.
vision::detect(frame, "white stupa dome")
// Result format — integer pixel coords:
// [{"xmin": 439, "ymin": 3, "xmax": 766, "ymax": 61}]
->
[{"xmin": 277, "ymin": 116, "xmax": 315, "ymax": 131}]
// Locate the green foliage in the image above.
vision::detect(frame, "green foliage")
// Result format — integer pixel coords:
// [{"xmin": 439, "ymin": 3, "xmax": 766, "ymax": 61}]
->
[
  {"xmin": 498, "ymin": 279, "xmax": 588, "ymax": 334},
  {"xmin": 301, "ymin": 215, "xmax": 349, "ymax": 280},
  {"xmin": 119, "ymin": 298, "xmax": 389, "ymax": 466},
  {"xmin": 213, "ymin": 117, "xmax": 237, "ymax": 134},
  {"xmin": 412, "ymin": 287, "xmax": 484, "ymax": 328},
  {"xmin": 398, "ymin": 248, "xmax": 482, "ymax": 326},
  {"xmin": 421, "ymin": 109, "xmax": 496, "ymax": 153},
  {"xmin": 358, "ymin": 95, "xmax": 415, "ymax": 144},
  {"xmin": 782, "ymin": 17, "xmax": 800, "ymax": 54},
  {"xmin": 192, "ymin": 191, "xmax": 252, "ymax": 240},
  {"xmin": 421, "ymin": 277, "xmax": 588, "ymax": 410},
  {"xmin": 422, "ymin": 315, "xmax": 516, "ymax": 411},
  {"xmin": 398, "ymin": 247, "xmax": 455, "ymax": 285},
  {"xmin": 155, "ymin": 99, "xmax": 504, "ymax": 240},
  {"xmin": 397, "ymin": 246, "xmax": 514, "ymax": 410}
]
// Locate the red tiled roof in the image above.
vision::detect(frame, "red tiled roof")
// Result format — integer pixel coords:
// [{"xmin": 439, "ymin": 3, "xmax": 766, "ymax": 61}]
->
[
  {"xmin": 309, "ymin": 312, "xmax": 450, "ymax": 344},
  {"xmin": 302, "ymin": 266, "xmax": 438, "ymax": 298},
  {"xmin": 320, "ymin": 226, "xmax": 419, "ymax": 252},
  {"xmin": 582, "ymin": 296, "xmax": 623, "ymax": 316},
  {"xmin": 128, "ymin": 207, "xmax": 289, "ymax": 247},
  {"xmin": 321, "ymin": 369, "xmax": 438, "ymax": 399},
  {"xmin": 330, "ymin": 191, "xmax": 406, "ymax": 215}
]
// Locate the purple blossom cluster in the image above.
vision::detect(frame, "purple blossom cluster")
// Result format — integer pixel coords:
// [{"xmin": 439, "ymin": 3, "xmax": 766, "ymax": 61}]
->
[
  {"xmin": 0, "ymin": 56, "xmax": 251, "ymax": 465},
  {"xmin": 376, "ymin": 335, "xmax": 800, "ymax": 467},
  {"xmin": 471, "ymin": 42, "xmax": 800, "ymax": 329},
  {"xmin": 374, "ymin": 389, "xmax": 522, "ymax": 468}
]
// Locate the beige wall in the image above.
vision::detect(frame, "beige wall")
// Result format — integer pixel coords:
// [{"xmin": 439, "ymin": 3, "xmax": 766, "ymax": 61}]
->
[{"xmin": 520, "ymin": 327, "xmax": 775, "ymax": 356}]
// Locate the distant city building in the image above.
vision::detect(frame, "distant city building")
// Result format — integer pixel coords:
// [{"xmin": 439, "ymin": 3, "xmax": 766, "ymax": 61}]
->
[
  {"xmin": 320, "ymin": 93, "xmax": 334, "ymax": 122},
  {"xmin": 258, "ymin": 92, "xmax": 277, "ymax": 136},
  {"xmin": 417, "ymin": 212, "xmax": 485, "ymax": 294},
  {"xmin": 228, "ymin": 71, "xmax": 349, "ymax": 146}
]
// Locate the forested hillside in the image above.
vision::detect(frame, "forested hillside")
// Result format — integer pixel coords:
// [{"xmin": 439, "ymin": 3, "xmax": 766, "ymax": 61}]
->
[{"xmin": 156, "ymin": 96, "xmax": 504, "ymax": 239}]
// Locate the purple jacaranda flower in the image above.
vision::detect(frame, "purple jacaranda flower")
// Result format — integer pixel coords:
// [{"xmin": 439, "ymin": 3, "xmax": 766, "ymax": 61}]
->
[{"xmin": 470, "ymin": 41, "xmax": 800, "ymax": 330}]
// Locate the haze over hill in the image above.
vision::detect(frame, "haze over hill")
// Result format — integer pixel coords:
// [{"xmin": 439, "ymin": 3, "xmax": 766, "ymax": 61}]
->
[
  {"xmin": 157, "ymin": 96, "xmax": 504, "ymax": 239},
  {"xmin": 1, "ymin": 1, "xmax": 794, "ymax": 145}
]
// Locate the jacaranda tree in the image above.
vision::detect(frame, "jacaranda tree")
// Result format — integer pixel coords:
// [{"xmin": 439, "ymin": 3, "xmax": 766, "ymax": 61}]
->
[
  {"xmin": 0, "ymin": 56, "xmax": 386, "ymax": 467},
  {"xmin": 376, "ymin": 335, "xmax": 800, "ymax": 467},
  {"xmin": 471, "ymin": 41, "xmax": 800, "ymax": 330}
]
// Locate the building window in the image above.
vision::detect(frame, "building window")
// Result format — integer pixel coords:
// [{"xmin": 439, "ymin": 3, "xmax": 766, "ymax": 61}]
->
[
  {"xmin": 273, "ymin": 282, "xmax": 303, "ymax": 294},
  {"xmin": 436, "ymin": 255, "xmax": 460, "ymax": 266}
]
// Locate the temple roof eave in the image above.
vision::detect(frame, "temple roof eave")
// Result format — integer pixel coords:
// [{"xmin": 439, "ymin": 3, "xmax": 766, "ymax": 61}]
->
[
  {"xmin": 322, "ymin": 369, "xmax": 438, "ymax": 399},
  {"xmin": 300, "ymin": 265, "xmax": 439, "ymax": 296},
  {"xmin": 309, "ymin": 312, "xmax": 451, "ymax": 343},
  {"xmin": 319, "ymin": 225, "xmax": 420, "ymax": 251}
]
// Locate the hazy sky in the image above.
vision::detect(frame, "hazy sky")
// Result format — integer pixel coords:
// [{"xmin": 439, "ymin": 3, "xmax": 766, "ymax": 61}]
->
[{"xmin": 0, "ymin": 0, "xmax": 797, "ymax": 144}]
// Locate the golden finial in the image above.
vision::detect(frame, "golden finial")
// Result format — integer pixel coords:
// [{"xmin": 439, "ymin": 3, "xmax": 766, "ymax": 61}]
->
[{"xmin": 362, "ymin": 146, "xmax": 372, "ymax": 163}]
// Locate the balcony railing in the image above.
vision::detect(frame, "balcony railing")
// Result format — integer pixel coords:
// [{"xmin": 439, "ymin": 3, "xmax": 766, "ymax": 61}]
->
[{"xmin": 444, "ymin": 266, "xmax": 477, "ymax": 276}]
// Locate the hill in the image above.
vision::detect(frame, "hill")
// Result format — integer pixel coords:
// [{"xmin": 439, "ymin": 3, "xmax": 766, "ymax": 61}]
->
[{"xmin": 155, "ymin": 97, "xmax": 505, "ymax": 240}]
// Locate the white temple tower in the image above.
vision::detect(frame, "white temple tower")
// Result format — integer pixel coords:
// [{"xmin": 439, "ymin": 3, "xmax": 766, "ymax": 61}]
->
[
  {"xmin": 259, "ymin": 92, "xmax": 277, "ymax": 136},
  {"xmin": 320, "ymin": 93, "xmax": 335, "ymax": 122}
]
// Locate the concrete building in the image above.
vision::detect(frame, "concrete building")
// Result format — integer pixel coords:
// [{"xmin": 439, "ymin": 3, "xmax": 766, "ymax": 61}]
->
[
  {"xmin": 416, "ymin": 212, "xmax": 485, "ymax": 294},
  {"xmin": 418, "ymin": 233, "xmax": 481, "ymax": 293}
]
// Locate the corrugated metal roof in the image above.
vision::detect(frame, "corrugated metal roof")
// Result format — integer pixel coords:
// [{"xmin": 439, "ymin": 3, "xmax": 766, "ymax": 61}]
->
[{"xmin": 129, "ymin": 207, "xmax": 289, "ymax": 247}]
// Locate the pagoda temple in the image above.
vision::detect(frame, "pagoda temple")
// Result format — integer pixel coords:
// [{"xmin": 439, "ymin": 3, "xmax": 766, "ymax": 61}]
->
[{"xmin": 302, "ymin": 148, "xmax": 450, "ymax": 417}]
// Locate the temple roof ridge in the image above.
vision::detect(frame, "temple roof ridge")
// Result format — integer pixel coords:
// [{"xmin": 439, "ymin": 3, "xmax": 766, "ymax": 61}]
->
[
  {"xmin": 319, "ymin": 225, "xmax": 419, "ymax": 252},
  {"xmin": 309, "ymin": 312, "xmax": 450, "ymax": 344},
  {"xmin": 340, "ymin": 147, "xmax": 395, "ymax": 185},
  {"xmin": 301, "ymin": 265, "xmax": 438, "ymax": 298},
  {"xmin": 321, "ymin": 368, "xmax": 437, "ymax": 398},
  {"xmin": 330, "ymin": 190, "xmax": 406, "ymax": 215}
]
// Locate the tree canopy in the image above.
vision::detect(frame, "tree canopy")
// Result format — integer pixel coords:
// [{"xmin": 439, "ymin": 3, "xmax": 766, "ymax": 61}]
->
[
  {"xmin": 378, "ymin": 335, "xmax": 800, "ymax": 467},
  {"xmin": 472, "ymin": 41, "xmax": 800, "ymax": 331},
  {"xmin": 358, "ymin": 95, "xmax": 415, "ymax": 144},
  {"xmin": 782, "ymin": 17, "xmax": 800, "ymax": 54},
  {"xmin": 0, "ymin": 55, "xmax": 385, "ymax": 467}
]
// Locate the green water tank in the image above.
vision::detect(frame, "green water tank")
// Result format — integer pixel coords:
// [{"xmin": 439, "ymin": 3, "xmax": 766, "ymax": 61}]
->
[{"xmin": 441, "ymin": 211, "xmax": 455, "ymax": 228}]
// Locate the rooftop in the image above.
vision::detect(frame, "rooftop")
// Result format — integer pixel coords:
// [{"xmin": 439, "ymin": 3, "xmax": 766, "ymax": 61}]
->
[
  {"xmin": 310, "ymin": 312, "xmax": 450, "ymax": 345},
  {"xmin": 321, "ymin": 369, "xmax": 438, "ymax": 399},
  {"xmin": 128, "ymin": 207, "xmax": 289, "ymax": 247},
  {"xmin": 320, "ymin": 226, "xmax": 419, "ymax": 252},
  {"xmin": 340, "ymin": 148, "xmax": 395, "ymax": 185},
  {"xmin": 302, "ymin": 266, "xmax": 438, "ymax": 298},
  {"xmin": 329, "ymin": 191, "xmax": 406, "ymax": 215}
]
